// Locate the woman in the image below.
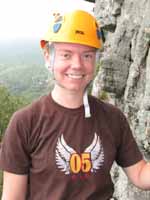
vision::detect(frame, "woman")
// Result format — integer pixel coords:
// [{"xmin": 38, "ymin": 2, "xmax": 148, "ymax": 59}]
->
[{"xmin": 0, "ymin": 9, "xmax": 150, "ymax": 200}]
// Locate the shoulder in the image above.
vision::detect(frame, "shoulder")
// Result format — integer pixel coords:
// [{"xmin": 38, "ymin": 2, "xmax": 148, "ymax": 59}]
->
[
  {"xmin": 89, "ymin": 95, "xmax": 131, "ymax": 137},
  {"xmin": 89, "ymin": 95, "xmax": 123, "ymax": 117},
  {"xmin": 11, "ymin": 94, "xmax": 51, "ymax": 123}
]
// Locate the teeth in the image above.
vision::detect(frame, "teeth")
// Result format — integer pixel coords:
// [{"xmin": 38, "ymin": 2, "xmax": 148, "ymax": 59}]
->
[{"xmin": 67, "ymin": 74, "xmax": 83, "ymax": 79}]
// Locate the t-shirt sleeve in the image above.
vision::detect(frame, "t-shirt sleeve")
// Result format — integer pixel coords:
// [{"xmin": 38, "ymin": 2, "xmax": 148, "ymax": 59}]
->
[
  {"xmin": 0, "ymin": 110, "xmax": 31, "ymax": 174},
  {"xmin": 115, "ymin": 111, "xmax": 143, "ymax": 168}
]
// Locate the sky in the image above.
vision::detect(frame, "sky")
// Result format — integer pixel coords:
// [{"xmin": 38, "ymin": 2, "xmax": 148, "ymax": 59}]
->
[{"xmin": 0, "ymin": 0, "xmax": 94, "ymax": 40}]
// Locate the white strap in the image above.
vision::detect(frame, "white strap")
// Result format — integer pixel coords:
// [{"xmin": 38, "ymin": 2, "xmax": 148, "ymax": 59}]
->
[{"xmin": 83, "ymin": 90, "xmax": 91, "ymax": 118}]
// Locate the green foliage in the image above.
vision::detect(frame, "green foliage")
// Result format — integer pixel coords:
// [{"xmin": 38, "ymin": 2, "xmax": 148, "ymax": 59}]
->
[
  {"xmin": 0, "ymin": 85, "xmax": 29, "ymax": 140},
  {"xmin": 99, "ymin": 90, "xmax": 109, "ymax": 101},
  {"xmin": 0, "ymin": 63, "xmax": 52, "ymax": 101},
  {"xmin": 0, "ymin": 39, "xmax": 52, "ymax": 101},
  {"xmin": 144, "ymin": 27, "xmax": 150, "ymax": 41},
  {"xmin": 95, "ymin": 59, "xmax": 101, "ymax": 75}
]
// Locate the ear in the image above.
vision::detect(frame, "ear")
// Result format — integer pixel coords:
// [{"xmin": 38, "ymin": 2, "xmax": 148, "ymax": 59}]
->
[{"xmin": 43, "ymin": 50, "xmax": 50, "ymax": 63}]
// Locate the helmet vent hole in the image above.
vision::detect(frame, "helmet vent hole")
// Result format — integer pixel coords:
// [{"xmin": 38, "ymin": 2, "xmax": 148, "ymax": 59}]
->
[{"xmin": 75, "ymin": 30, "xmax": 84, "ymax": 35}]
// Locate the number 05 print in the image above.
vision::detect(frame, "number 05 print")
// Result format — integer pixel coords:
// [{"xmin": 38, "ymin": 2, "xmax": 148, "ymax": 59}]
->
[
  {"xmin": 55, "ymin": 133, "xmax": 104, "ymax": 175},
  {"xmin": 70, "ymin": 153, "xmax": 92, "ymax": 173}
]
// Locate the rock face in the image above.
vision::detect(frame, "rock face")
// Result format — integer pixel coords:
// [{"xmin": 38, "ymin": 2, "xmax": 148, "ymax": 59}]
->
[{"xmin": 93, "ymin": 0, "xmax": 150, "ymax": 199}]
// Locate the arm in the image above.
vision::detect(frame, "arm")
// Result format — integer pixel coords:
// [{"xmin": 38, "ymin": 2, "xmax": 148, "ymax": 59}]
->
[
  {"xmin": 124, "ymin": 159, "xmax": 150, "ymax": 190},
  {"xmin": 2, "ymin": 171, "xmax": 28, "ymax": 200}
]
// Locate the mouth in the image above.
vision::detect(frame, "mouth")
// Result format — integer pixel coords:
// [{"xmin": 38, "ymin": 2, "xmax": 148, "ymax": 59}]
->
[{"xmin": 66, "ymin": 74, "xmax": 85, "ymax": 79}]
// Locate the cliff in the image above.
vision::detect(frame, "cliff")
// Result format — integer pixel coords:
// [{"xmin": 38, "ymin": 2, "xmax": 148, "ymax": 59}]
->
[{"xmin": 92, "ymin": 0, "xmax": 150, "ymax": 199}]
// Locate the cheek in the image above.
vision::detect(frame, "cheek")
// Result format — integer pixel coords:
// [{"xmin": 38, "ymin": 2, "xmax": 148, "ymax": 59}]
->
[
  {"xmin": 53, "ymin": 60, "xmax": 62, "ymax": 72},
  {"xmin": 53, "ymin": 68, "xmax": 61, "ymax": 77},
  {"xmin": 53, "ymin": 63, "xmax": 66, "ymax": 77},
  {"xmin": 86, "ymin": 65, "xmax": 95, "ymax": 76},
  {"xmin": 53, "ymin": 58, "xmax": 69, "ymax": 71}
]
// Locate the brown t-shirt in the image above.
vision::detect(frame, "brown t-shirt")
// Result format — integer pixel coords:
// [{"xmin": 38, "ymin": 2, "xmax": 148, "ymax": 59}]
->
[{"xmin": 0, "ymin": 94, "xmax": 142, "ymax": 200}]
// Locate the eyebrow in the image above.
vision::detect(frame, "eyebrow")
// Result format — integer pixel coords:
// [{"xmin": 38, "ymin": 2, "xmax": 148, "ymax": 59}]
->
[
  {"xmin": 56, "ymin": 49, "xmax": 72, "ymax": 53},
  {"xmin": 56, "ymin": 49, "xmax": 96, "ymax": 53}
]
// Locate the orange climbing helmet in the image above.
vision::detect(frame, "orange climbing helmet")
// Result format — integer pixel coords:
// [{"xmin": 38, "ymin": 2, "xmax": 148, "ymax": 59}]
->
[{"xmin": 40, "ymin": 10, "xmax": 103, "ymax": 49}]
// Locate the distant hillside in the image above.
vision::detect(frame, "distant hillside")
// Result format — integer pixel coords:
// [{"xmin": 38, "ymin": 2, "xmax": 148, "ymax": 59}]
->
[
  {"xmin": 0, "ymin": 38, "xmax": 43, "ymax": 65},
  {"xmin": 0, "ymin": 38, "xmax": 52, "ymax": 100}
]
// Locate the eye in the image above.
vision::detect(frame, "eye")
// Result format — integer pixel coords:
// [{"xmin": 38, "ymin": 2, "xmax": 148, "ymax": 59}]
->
[
  {"xmin": 84, "ymin": 54, "xmax": 92, "ymax": 58},
  {"xmin": 82, "ymin": 53, "xmax": 95, "ymax": 61},
  {"xmin": 62, "ymin": 53, "xmax": 71, "ymax": 59},
  {"xmin": 58, "ymin": 52, "xmax": 72, "ymax": 60}
]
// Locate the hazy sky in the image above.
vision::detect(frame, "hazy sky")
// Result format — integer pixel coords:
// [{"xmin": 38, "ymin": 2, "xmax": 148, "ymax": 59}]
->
[{"xmin": 0, "ymin": 0, "xmax": 94, "ymax": 39}]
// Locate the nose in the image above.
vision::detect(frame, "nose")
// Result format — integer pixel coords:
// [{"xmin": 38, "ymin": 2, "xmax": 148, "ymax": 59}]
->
[{"xmin": 71, "ymin": 54, "xmax": 83, "ymax": 69}]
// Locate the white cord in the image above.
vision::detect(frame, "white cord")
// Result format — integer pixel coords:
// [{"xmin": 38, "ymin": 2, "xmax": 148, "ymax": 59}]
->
[{"xmin": 83, "ymin": 90, "xmax": 91, "ymax": 118}]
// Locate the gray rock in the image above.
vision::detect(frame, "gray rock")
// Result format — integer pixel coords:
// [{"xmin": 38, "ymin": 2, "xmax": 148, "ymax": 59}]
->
[{"xmin": 93, "ymin": 0, "xmax": 150, "ymax": 199}]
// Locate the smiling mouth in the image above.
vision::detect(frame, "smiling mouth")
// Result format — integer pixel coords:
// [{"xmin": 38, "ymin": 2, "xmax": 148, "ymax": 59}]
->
[{"xmin": 66, "ymin": 74, "xmax": 85, "ymax": 79}]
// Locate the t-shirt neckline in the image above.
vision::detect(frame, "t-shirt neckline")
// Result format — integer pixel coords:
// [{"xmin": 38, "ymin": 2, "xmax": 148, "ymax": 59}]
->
[{"xmin": 48, "ymin": 93, "xmax": 85, "ymax": 115}]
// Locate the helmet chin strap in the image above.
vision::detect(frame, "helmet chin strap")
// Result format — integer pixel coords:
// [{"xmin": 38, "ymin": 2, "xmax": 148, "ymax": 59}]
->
[
  {"xmin": 83, "ymin": 50, "xmax": 99, "ymax": 118},
  {"xmin": 83, "ymin": 89, "xmax": 91, "ymax": 118}
]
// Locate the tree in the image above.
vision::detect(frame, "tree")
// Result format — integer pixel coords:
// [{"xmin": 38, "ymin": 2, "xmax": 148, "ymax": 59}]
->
[{"xmin": 0, "ymin": 85, "xmax": 29, "ymax": 140}]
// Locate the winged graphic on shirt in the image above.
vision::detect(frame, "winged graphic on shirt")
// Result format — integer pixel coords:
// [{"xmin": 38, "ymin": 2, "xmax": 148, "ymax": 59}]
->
[{"xmin": 55, "ymin": 133, "xmax": 104, "ymax": 175}]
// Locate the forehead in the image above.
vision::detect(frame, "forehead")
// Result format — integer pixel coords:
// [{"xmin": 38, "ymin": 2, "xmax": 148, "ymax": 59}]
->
[{"xmin": 53, "ymin": 42, "xmax": 96, "ymax": 52}]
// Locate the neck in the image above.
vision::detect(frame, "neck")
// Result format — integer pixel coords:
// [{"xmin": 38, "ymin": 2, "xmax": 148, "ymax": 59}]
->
[{"xmin": 51, "ymin": 85, "xmax": 84, "ymax": 108}]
